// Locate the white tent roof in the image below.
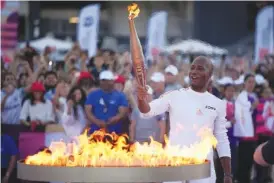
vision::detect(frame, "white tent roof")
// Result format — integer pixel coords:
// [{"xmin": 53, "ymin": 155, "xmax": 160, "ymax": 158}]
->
[
  {"xmin": 19, "ymin": 36, "xmax": 73, "ymax": 51},
  {"xmin": 164, "ymin": 39, "xmax": 228, "ymax": 55}
]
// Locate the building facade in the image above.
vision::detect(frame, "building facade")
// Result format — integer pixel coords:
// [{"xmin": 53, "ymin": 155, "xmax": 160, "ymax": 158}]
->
[{"xmin": 18, "ymin": 1, "xmax": 272, "ymax": 47}]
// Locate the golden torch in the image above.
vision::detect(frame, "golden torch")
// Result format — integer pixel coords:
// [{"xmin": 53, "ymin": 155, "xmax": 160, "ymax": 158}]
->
[{"xmin": 128, "ymin": 3, "xmax": 146, "ymax": 87}]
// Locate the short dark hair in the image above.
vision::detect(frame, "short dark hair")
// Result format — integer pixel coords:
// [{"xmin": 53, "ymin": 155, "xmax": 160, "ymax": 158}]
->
[
  {"xmin": 244, "ymin": 73, "xmax": 255, "ymax": 82},
  {"xmin": 45, "ymin": 71, "xmax": 57, "ymax": 79},
  {"xmin": 18, "ymin": 73, "xmax": 28, "ymax": 88},
  {"xmin": 67, "ymin": 86, "xmax": 86, "ymax": 120},
  {"xmin": 29, "ymin": 92, "xmax": 46, "ymax": 105},
  {"xmin": 223, "ymin": 84, "xmax": 234, "ymax": 91}
]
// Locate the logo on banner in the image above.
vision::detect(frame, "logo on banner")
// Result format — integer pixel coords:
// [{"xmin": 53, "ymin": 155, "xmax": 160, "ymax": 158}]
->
[{"xmin": 84, "ymin": 16, "xmax": 93, "ymax": 27}]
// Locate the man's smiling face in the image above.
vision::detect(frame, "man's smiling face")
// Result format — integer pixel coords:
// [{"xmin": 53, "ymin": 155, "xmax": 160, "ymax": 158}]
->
[{"xmin": 189, "ymin": 56, "xmax": 213, "ymax": 91}]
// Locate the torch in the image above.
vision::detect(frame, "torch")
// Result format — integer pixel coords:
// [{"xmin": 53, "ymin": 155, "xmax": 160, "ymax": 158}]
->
[{"xmin": 128, "ymin": 3, "xmax": 146, "ymax": 87}]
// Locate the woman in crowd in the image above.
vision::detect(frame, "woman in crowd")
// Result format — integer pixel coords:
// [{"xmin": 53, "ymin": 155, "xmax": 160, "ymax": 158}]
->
[
  {"xmin": 59, "ymin": 86, "xmax": 87, "ymax": 138},
  {"xmin": 254, "ymin": 86, "xmax": 273, "ymax": 183},
  {"xmin": 53, "ymin": 81, "xmax": 70, "ymax": 115},
  {"xmin": 235, "ymin": 74, "xmax": 258, "ymax": 183},
  {"xmin": 20, "ymin": 82, "xmax": 55, "ymax": 125},
  {"xmin": 17, "ymin": 73, "xmax": 28, "ymax": 89},
  {"xmin": 263, "ymin": 91, "xmax": 274, "ymax": 131},
  {"xmin": 222, "ymin": 83, "xmax": 237, "ymax": 179},
  {"xmin": 19, "ymin": 81, "xmax": 55, "ymax": 159}
]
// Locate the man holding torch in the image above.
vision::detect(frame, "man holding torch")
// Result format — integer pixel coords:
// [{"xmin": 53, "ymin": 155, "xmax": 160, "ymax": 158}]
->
[{"xmin": 127, "ymin": 3, "xmax": 232, "ymax": 183}]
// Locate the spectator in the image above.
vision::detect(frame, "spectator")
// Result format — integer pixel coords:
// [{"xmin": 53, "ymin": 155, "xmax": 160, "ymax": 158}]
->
[
  {"xmin": 44, "ymin": 71, "xmax": 58, "ymax": 100},
  {"xmin": 85, "ymin": 70, "xmax": 128, "ymax": 135},
  {"xmin": 223, "ymin": 84, "xmax": 237, "ymax": 178},
  {"xmin": 17, "ymin": 73, "xmax": 28, "ymax": 88},
  {"xmin": 254, "ymin": 86, "xmax": 273, "ymax": 183},
  {"xmin": 78, "ymin": 50, "xmax": 89, "ymax": 69},
  {"xmin": 59, "ymin": 86, "xmax": 87, "ymax": 137},
  {"xmin": 19, "ymin": 82, "xmax": 55, "ymax": 159},
  {"xmin": 235, "ymin": 74, "xmax": 258, "ymax": 183},
  {"xmin": 68, "ymin": 67, "xmax": 79, "ymax": 82},
  {"xmin": 28, "ymin": 61, "xmax": 47, "ymax": 85},
  {"xmin": 263, "ymin": 94, "xmax": 274, "ymax": 132},
  {"xmin": 1, "ymin": 70, "xmax": 33, "ymax": 146},
  {"xmin": 20, "ymin": 82, "xmax": 55, "ymax": 126},
  {"xmin": 89, "ymin": 53, "xmax": 108, "ymax": 86},
  {"xmin": 1, "ymin": 134, "xmax": 18, "ymax": 183},
  {"xmin": 41, "ymin": 46, "xmax": 52, "ymax": 65},
  {"xmin": 65, "ymin": 54, "xmax": 78, "ymax": 73},
  {"xmin": 114, "ymin": 75, "xmax": 126, "ymax": 92},
  {"xmin": 37, "ymin": 73, "xmax": 45, "ymax": 83},
  {"xmin": 103, "ymin": 50, "xmax": 121, "ymax": 73},
  {"xmin": 53, "ymin": 81, "xmax": 70, "ymax": 118},
  {"xmin": 1, "ymin": 74, "xmax": 23, "ymax": 125},
  {"xmin": 22, "ymin": 42, "xmax": 38, "ymax": 70},
  {"xmin": 149, "ymin": 72, "xmax": 165, "ymax": 98},
  {"xmin": 164, "ymin": 65, "xmax": 182, "ymax": 92}
]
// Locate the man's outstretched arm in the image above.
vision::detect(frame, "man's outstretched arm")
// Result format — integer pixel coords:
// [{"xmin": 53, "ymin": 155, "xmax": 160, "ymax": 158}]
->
[{"xmin": 136, "ymin": 85, "xmax": 170, "ymax": 118}]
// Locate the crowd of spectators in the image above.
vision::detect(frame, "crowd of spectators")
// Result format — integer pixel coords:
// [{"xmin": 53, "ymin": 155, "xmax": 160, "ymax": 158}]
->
[{"xmin": 1, "ymin": 42, "xmax": 274, "ymax": 183}]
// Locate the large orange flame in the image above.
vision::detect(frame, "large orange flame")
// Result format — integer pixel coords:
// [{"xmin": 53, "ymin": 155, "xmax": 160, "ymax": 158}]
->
[
  {"xmin": 128, "ymin": 3, "xmax": 140, "ymax": 20},
  {"xmin": 25, "ymin": 128, "xmax": 217, "ymax": 167}
]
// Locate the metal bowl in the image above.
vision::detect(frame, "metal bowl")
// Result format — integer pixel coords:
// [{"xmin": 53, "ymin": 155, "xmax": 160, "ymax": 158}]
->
[{"xmin": 18, "ymin": 161, "xmax": 210, "ymax": 182}]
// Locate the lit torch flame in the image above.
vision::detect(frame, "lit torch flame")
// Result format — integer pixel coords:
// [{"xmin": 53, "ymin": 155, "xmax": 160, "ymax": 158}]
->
[
  {"xmin": 24, "ymin": 128, "xmax": 217, "ymax": 167},
  {"xmin": 128, "ymin": 3, "xmax": 140, "ymax": 20}
]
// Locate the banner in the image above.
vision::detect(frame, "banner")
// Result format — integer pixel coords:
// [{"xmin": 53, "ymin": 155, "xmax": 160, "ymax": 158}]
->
[
  {"xmin": 145, "ymin": 11, "xmax": 168, "ymax": 61},
  {"xmin": 77, "ymin": 4, "xmax": 100, "ymax": 58},
  {"xmin": 255, "ymin": 6, "xmax": 274, "ymax": 63},
  {"xmin": 1, "ymin": 0, "xmax": 19, "ymax": 60}
]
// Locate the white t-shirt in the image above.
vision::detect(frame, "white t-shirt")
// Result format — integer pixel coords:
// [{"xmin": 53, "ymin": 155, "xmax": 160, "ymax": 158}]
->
[
  {"xmin": 141, "ymin": 87, "xmax": 231, "ymax": 182},
  {"xmin": 20, "ymin": 99, "xmax": 55, "ymax": 123},
  {"xmin": 142, "ymin": 87, "xmax": 230, "ymax": 155}
]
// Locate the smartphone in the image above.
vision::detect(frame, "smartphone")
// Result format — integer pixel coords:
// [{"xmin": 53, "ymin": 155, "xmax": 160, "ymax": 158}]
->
[{"xmin": 48, "ymin": 61, "xmax": 53, "ymax": 71}]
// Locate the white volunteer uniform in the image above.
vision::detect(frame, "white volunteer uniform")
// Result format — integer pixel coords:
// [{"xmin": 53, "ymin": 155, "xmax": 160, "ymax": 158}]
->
[{"xmin": 141, "ymin": 88, "xmax": 231, "ymax": 183}]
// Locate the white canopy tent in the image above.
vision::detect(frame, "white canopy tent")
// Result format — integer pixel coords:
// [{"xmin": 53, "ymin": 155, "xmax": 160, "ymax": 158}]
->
[
  {"xmin": 164, "ymin": 39, "xmax": 228, "ymax": 55},
  {"xmin": 19, "ymin": 35, "xmax": 73, "ymax": 51}
]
